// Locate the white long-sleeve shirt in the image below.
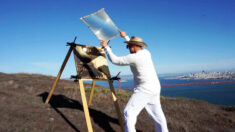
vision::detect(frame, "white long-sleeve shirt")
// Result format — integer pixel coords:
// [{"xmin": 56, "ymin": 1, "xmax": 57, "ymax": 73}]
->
[{"xmin": 104, "ymin": 37, "xmax": 161, "ymax": 95}]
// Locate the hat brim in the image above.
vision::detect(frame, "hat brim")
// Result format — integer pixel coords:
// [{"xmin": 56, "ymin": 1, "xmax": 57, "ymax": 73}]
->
[{"xmin": 124, "ymin": 41, "xmax": 147, "ymax": 48}]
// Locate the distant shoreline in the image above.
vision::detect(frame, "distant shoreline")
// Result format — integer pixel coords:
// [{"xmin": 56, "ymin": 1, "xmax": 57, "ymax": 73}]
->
[{"xmin": 174, "ymin": 71, "xmax": 235, "ymax": 80}]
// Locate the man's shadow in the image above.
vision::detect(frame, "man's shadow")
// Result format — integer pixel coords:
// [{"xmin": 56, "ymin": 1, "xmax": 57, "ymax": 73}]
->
[{"xmin": 38, "ymin": 92, "xmax": 119, "ymax": 132}]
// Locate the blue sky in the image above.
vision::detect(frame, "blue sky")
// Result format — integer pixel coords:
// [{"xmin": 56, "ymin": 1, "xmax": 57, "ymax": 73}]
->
[{"xmin": 0, "ymin": 0, "xmax": 235, "ymax": 78}]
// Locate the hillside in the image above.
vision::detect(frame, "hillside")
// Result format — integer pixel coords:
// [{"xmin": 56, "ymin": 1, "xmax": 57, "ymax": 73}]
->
[{"xmin": 0, "ymin": 72, "xmax": 234, "ymax": 132}]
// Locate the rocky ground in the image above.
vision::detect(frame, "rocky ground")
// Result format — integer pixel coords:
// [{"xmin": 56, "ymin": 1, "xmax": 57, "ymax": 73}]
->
[{"xmin": 0, "ymin": 72, "xmax": 235, "ymax": 132}]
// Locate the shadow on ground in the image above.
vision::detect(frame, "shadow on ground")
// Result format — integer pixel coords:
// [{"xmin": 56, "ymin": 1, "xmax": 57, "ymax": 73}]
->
[{"xmin": 38, "ymin": 92, "xmax": 120, "ymax": 132}]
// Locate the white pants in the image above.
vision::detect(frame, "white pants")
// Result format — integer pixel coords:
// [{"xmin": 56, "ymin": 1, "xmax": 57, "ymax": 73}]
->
[{"xmin": 124, "ymin": 91, "xmax": 168, "ymax": 132}]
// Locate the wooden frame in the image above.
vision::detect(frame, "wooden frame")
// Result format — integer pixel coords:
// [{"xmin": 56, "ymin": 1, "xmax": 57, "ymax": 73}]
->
[{"xmin": 45, "ymin": 45, "xmax": 124, "ymax": 132}]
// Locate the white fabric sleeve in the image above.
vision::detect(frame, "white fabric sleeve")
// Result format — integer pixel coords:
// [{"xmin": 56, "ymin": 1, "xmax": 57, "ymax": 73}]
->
[
  {"xmin": 104, "ymin": 46, "xmax": 135, "ymax": 66},
  {"xmin": 124, "ymin": 36, "xmax": 130, "ymax": 41}
]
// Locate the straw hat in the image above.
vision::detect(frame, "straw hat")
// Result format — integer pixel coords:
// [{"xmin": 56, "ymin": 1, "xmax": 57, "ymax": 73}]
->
[{"xmin": 124, "ymin": 36, "xmax": 147, "ymax": 48}]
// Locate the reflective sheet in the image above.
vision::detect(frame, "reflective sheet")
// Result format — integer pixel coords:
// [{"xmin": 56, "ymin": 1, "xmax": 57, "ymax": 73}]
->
[{"xmin": 80, "ymin": 8, "xmax": 119, "ymax": 42}]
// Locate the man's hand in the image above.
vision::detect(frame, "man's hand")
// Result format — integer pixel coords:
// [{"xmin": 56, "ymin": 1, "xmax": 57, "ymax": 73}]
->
[
  {"xmin": 119, "ymin": 30, "xmax": 126, "ymax": 38},
  {"xmin": 100, "ymin": 40, "xmax": 108, "ymax": 47}
]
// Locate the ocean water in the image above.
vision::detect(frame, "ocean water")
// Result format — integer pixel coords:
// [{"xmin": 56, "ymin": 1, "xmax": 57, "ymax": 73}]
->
[
  {"xmin": 160, "ymin": 79, "xmax": 235, "ymax": 106},
  {"xmin": 87, "ymin": 78, "xmax": 235, "ymax": 106}
]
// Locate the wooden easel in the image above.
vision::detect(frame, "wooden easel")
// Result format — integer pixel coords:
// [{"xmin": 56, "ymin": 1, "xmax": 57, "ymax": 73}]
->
[{"xmin": 45, "ymin": 39, "xmax": 124, "ymax": 132}]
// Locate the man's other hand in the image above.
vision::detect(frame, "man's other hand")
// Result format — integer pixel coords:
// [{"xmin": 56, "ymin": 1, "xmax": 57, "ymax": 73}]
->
[
  {"xmin": 100, "ymin": 40, "xmax": 108, "ymax": 47},
  {"xmin": 119, "ymin": 30, "xmax": 126, "ymax": 38}
]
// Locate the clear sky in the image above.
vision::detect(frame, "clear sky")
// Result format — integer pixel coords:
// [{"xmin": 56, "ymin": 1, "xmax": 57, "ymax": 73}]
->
[{"xmin": 0, "ymin": 0, "xmax": 235, "ymax": 78}]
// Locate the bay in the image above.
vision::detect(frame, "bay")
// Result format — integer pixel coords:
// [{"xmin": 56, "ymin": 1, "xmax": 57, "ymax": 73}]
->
[{"xmin": 86, "ymin": 78, "xmax": 235, "ymax": 106}]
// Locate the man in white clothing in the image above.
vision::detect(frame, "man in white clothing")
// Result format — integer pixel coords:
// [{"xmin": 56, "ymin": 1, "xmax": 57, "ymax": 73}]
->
[{"xmin": 100, "ymin": 31, "xmax": 168, "ymax": 132}]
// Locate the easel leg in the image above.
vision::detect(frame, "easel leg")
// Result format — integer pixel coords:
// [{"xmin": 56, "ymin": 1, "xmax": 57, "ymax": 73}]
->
[
  {"xmin": 45, "ymin": 46, "xmax": 74, "ymax": 104},
  {"xmin": 88, "ymin": 80, "xmax": 96, "ymax": 106},
  {"xmin": 79, "ymin": 80, "xmax": 93, "ymax": 132},
  {"xmin": 108, "ymin": 80, "xmax": 125, "ymax": 132}
]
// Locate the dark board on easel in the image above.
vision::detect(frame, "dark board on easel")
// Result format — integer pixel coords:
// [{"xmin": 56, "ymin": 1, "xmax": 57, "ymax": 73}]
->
[{"xmin": 73, "ymin": 44, "xmax": 111, "ymax": 80}]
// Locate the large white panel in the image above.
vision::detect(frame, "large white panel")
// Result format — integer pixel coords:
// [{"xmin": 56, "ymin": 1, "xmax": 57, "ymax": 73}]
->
[{"xmin": 81, "ymin": 8, "xmax": 119, "ymax": 42}]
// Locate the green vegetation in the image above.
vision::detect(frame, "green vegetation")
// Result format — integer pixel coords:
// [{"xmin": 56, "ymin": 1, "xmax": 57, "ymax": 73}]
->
[
  {"xmin": 221, "ymin": 106, "xmax": 235, "ymax": 112},
  {"xmin": 64, "ymin": 83, "xmax": 132, "ymax": 101}
]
